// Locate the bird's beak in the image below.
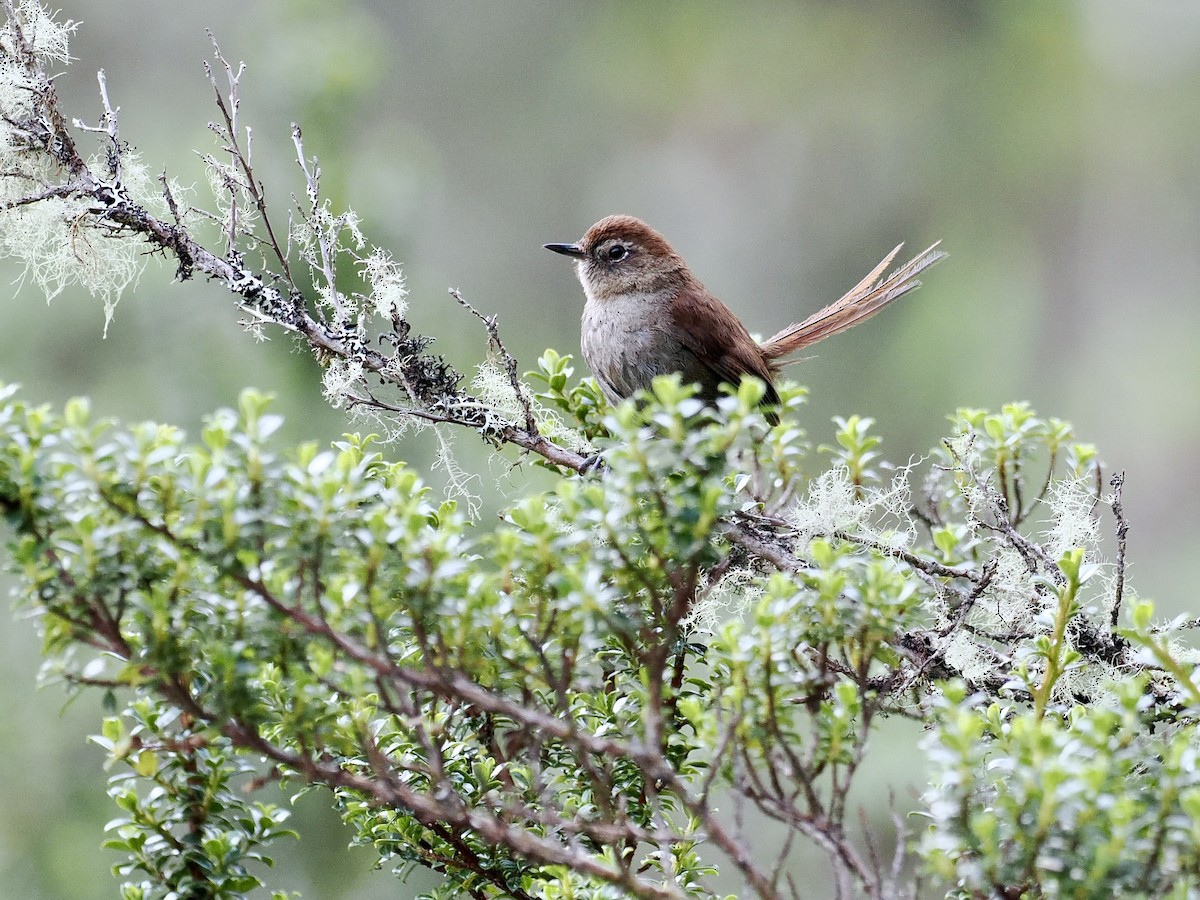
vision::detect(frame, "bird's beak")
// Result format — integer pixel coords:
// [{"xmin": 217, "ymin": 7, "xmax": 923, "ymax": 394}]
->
[{"xmin": 544, "ymin": 242, "xmax": 586, "ymax": 259}]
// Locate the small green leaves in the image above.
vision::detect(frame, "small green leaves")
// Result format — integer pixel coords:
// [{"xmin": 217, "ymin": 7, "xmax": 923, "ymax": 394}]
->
[
  {"xmin": 734, "ymin": 374, "xmax": 767, "ymax": 410},
  {"xmin": 1123, "ymin": 599, "xmax": 1200, "ymax": 708},
  {"xmin": 527, "ymin": 349, "xmax": 609, "ymax": 443},
  {"xmin": 0, "ymin": 381, "xmax": 1186, "ymax": 899},
  {"xmin": 921, "ymin": 679, "xmax": 1200, "ymax": 897},
  {"xmin": 100, "ymin": 713, "xmax": 296, "ymax": 900},
  {"xmin": 825, "ymin": 414, "xmax": 882, "ymax": 487}
]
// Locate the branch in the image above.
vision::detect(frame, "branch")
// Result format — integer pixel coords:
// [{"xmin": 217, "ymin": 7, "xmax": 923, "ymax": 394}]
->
[
  {"xmin": 1110, "ymin": 471, "xmax": 1128, "ymax": 629},
  {"xmin": 0, "ymin": 9, "xmax": 593, "ymax": 476}
]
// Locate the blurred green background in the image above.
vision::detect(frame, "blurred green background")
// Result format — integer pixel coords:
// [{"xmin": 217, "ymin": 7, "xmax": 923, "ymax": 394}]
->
[{"xmin": 2, "ymin": 1, "xmax": 1199, "ymax": 897}]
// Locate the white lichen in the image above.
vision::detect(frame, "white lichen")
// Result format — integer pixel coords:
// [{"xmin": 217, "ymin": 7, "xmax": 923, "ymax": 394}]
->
[
  {"xmin": 14, "ymin": 0, "xmax": 73, "ymax": 61},
  {"xmin": 473, "ymin": 360, "xmax": 593, "ymax": 455},
  {"xmin": 0, "ymin": 155, "xmax": 148, "ymax": 335},
  {"xmin": 321, "ymin": 357, "xmax": 364, "ymax": 407},
  {"xmin": 290, "ymin": 200, "xmax": 363, "ymax": 274},
  {"xmin": 0, "ymin": 4, "xmax": 148, "ymax": 334},
  {"xmin": 684, "ymin": 567, "xmax": 764, "ymax": 634},
  {"xmin": 982, "ymin": 547, "xmax": 1042, "ymax": 632},
  {"xmin": 204, "ymin": 157, "xmax": 258, "ymax": 239},
  {"xmin": 1043, "ymin": 475, "xmax": 1100, "ymax": 562},
  {"xmin": 789, "ymin": 465, "xmax": 915, "ymax": 553},
  {"xmin": 942, "ymin": 630, "xmax": 995, "ymax": 685},
  {"xmin": 358, "ymin": 246, "xmax": 408, "ymax": 322},
  {"xmin": 432, "ymin": 426, "xmax": 481, "ymax": 520}
]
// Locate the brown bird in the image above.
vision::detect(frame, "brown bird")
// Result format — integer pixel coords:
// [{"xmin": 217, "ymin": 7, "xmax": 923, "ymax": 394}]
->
[{"xmin": 545, "ymin": 215, "xmax": 944, "ymax": 421}]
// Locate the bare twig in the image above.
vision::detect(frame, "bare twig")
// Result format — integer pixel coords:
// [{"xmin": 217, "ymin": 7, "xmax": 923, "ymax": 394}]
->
[
  {"xmin": 1110, "ymin": 471, "xmax": 1128, "ymax": 629},
  {"xmin": 452, "ymin": 287, "xmax": 539, "ymax": 436}
]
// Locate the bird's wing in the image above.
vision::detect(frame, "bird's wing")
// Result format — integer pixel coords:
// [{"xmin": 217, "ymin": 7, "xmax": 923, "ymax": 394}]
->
[{"xmin": 667, "ymin": 287, "xmax": 781, "ymax": 406}]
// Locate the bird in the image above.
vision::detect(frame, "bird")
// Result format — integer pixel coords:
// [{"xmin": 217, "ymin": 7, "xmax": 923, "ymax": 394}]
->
[{"xmin": 545, "ymin": 215, "xmax": 944, "ymax": 423}]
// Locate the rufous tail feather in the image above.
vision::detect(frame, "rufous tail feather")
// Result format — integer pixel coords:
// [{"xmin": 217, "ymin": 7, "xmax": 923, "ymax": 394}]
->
[{"xmin": 760, "ymin": 241, "xmax": 946, "ymax": 365}]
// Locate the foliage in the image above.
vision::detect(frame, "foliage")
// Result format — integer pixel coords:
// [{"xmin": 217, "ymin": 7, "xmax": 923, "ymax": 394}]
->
[
  {"xmin": 923, "ymin": 675, "xmax": 1200, "ymax": 899},
  {"xmin": 3, "ymin": 375, "xmax": 1199, "ymax": 899},
  {"xmin": 96, "ymin": 700, "xmax": 297, "ymax": 900}
]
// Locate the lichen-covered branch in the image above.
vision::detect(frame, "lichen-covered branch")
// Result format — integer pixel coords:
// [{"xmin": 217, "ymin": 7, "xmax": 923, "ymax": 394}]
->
[{"xmin": 0, "ymin": 0, "xmax": 590, "ymax": 476}]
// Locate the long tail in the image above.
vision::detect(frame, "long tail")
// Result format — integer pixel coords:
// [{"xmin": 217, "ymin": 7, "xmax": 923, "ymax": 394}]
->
[{"xmin": 759, "ymin": 241, "xmax": 946, "ymax": 364}]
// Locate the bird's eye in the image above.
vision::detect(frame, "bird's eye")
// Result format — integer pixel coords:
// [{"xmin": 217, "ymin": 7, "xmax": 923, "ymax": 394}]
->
[{"xmin": 606, "ymin": 244, "xmax": 629, "ymax": 262}]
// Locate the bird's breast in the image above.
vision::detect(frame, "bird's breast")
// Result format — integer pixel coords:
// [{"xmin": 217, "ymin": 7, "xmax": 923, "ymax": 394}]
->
[{"xmin": 581, "ymin": 292, "xmax": 683, "ymax": 404}]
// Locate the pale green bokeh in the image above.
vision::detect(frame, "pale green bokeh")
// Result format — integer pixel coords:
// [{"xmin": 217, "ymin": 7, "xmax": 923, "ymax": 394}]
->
[{"xmin": 2, "ymin": 2, "xmax": 1198, "ymax": 896}]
